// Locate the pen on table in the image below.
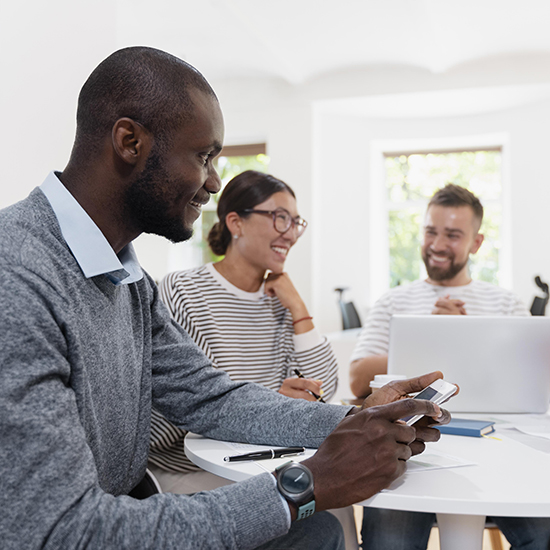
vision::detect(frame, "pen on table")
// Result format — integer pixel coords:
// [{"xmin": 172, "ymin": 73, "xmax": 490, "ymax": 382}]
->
[
  {"xmin": 224, "ymin": 446, "xmax": 306, "ymax": 462},
  {"xmin": 293, "ymin": 368, "xmax": 326, "ymax": 403}
]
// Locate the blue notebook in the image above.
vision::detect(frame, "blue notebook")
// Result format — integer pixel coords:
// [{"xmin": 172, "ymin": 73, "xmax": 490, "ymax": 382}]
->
[{"xmin": 436, "ymin": 418, "xmax": 495, "ymax": 437}]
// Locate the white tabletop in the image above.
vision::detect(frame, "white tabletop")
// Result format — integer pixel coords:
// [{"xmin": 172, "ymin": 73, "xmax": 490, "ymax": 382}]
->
[
  {"xmin": 185, "ymin": 415, "xmax": 550, "ymax": 550},
  {"xmin": 185, "ymin": 427, "xmax": 550, "ymax": 516},
  {"xmin": 361, "ymin": 428, "xmax": 550, "ymax": 516}
]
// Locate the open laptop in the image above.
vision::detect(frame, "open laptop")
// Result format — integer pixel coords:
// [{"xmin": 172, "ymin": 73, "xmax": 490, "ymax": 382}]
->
[{"xmin": 387, "ymin": 315, "xmax": 550, "ymax": 413}]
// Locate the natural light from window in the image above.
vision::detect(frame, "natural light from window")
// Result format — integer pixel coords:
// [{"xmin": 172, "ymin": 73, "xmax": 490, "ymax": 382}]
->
[{"xmin": 385, "ymin": 149, "xmax": 502, "ymax": 288}]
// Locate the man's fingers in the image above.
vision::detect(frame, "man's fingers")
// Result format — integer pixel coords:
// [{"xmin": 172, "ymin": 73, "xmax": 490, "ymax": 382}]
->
[
  {"xmin": 397, "ymin": 441, "xmax": 413, "ymax": 461},
  {"xmin": 424, "ymin": 407, "xmax": 452, "ymax": 426},
  {"xmin": 434, "ymin": 297, "xmax": 464, "ymax": 307},
  {"xmin": 409, "ymin": 440, "xmax": 426, "ymax": 456},
  {"xmin": 387, "ymin": 371, "xmax": 443, "ymax": 396},
  {"xmin": 369, "ymin": 398, "xmax": 441, "ymax": 423},
  {"xmin": 393, "ymin": 422, "xmax": 418, "ymax": 445},
  {"xmin": 413, "ymin": 424, "xmax": 442, "ymax": 443}
]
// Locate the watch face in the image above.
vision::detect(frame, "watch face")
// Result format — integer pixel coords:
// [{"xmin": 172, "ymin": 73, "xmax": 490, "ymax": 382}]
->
[{"xmin": 280, "ymin": 465, "xmax": 312, "ymax": 495}]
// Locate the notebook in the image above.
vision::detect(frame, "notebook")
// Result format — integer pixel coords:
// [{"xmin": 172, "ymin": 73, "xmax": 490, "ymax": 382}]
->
[
  {"xmin": 387, "ymin": 315, "xmax": 550, "ymax": 413},
  {"xmin": 436, "ymin": 418, "xmax": 495, "ymax": 437}
]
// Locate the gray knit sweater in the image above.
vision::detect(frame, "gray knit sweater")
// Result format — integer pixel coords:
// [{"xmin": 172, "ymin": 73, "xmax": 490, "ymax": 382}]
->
[{"xmin": 0, "ymin": 189, "xmax": 350, "ymax": 549}]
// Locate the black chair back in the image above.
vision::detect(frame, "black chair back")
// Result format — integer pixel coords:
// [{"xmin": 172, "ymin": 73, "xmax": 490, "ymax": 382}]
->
[
  {"xmin": 334, "ymin": 287, "xmax": 362, "ymax": 330},
  {"xmin": 530, "ymin": 276, "xmax": 549, "ymax": 316}
]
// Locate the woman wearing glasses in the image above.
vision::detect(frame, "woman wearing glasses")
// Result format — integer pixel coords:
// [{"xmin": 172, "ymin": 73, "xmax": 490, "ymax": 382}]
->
[{"xmin": 148, "ymin": 170, "xmax": 339, "ymax": 490}]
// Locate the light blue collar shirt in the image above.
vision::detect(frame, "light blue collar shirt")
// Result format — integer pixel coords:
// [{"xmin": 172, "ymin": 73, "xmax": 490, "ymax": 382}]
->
[{"xmin": 40, "ymin": 171, "xmax": 143, "ymax": 285}]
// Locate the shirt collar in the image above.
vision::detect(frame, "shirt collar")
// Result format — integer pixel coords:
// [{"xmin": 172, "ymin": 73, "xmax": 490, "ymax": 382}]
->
[{"xmin": 39, "ymin": 171, "xmax": 143, "ymax": 285}]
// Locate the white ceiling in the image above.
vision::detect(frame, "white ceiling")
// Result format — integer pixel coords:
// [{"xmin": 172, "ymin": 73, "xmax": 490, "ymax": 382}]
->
[
  {"xmin": 115, "ymin": 0, "xmax": 550, "ymax": 85},
  {"xmin": 3, "ymin": 0, "xmax": 550, "ymax": 121}
]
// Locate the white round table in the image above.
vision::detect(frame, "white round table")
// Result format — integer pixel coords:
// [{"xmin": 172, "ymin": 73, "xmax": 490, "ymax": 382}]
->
[{"xmin": 185, "ymin": 424, "xmax": 550, "ymax": 550}]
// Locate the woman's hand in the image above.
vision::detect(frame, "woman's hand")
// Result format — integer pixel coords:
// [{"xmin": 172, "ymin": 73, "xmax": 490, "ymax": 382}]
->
[
  {"xmin": 278, "ymin": 376, "xmax": 324, "ymax": 401},
  {"xmin": 265, "ymin": 273, "xmax": 313, "ymax": 334},
  {"xmin": 264, "ymin": 272, "xmax": 306, "ymax": 313}
]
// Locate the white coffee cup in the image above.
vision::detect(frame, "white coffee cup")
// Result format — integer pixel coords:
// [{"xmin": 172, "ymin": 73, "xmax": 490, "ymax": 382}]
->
[{"xmin": 369, "ymin": 374, "xmax": 406, "ymax": 393}]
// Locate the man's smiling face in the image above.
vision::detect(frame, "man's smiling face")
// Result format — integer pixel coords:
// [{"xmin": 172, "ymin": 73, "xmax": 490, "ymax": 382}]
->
[
  {"xmin": 125, "ymin": 88, "xmax": 224, "ymax": 243},
  {"xmin": 421, "ymin": 204, "xmax": 483, "ymax": 284}
]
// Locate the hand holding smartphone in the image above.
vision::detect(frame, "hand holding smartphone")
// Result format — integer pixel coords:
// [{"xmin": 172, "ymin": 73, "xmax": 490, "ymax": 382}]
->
[{"xmin": 401, "ymin": 379, "xmax": 458, "ymax": 426}]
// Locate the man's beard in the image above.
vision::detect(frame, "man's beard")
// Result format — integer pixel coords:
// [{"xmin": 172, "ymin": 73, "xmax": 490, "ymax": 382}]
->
[
  {"xmin": 422, "ymin": 251, "xmax": 468, "ymax": 281},
  {"xmin": 125, "ymin": 151, "xmax": 193, "ymax": 244}
]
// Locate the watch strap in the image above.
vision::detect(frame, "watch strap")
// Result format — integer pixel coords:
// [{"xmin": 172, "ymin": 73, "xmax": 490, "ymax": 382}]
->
[{"xmin": 296, "ymin": 499, "xmax": 315, "ymax": 520}]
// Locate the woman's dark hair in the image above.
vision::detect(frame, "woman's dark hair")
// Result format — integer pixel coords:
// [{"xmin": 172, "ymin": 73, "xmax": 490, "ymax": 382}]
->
[{"xmin": 208, "ymin": 170, "xmax": 295, "ymax": 256}]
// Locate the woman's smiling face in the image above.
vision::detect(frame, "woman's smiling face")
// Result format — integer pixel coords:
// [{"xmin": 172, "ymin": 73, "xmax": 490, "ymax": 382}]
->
[{"xmin": 233, "ymin": 191, "xmax": 301, "ymax": 274}]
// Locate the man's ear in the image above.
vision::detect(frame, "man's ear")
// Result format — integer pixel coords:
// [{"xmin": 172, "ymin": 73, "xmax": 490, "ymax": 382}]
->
[
  {"xmin": 470, "ymin": 233, "xmax": 484, "ymax": 255},
  {"xmin": 225, "ymin": 211, "xmax": 243, "ymax": 238},
  {"xmin": 112, "ymin": 118, "xmax": 151, "ymax": 166}
]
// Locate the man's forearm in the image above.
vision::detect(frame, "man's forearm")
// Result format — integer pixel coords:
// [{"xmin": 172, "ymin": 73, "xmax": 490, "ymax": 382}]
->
[{"xmin": 349, "ymin": 355, "xmax": 388, "ymax": 398}]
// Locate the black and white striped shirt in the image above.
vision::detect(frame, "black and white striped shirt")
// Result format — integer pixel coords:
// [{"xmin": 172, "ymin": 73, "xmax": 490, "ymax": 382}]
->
[
  {"xmin": 149, "ymin": 263, "xmax": 339, "ymax": 473},
  {"xmin": 351, "ymin": 279, "xmax": 529, "ymax": 361}
]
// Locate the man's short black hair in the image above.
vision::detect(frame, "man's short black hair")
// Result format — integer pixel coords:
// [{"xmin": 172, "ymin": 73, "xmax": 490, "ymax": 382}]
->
[
  {"xmin": 73, "ymin": 46, "xmax": 217, "ymax": 157},
  {"xmin": 428, "ymin": 184, "xmax": 484, "ymax": 229}
]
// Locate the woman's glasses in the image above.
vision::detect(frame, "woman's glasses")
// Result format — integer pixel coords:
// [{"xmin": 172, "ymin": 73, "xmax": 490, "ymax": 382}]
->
[{"xmin": 241, "ymin": 207, "xmax": 308, "ymax": 237}]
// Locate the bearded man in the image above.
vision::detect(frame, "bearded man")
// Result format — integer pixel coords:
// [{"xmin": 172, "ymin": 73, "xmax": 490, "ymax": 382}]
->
[
  {"xmin": 349, "ymin": 183, "xmax": 528, "ymax": 398},
  {"xmin": 348, "ymin": 184, "xmax": 550, "ymax": 550}
]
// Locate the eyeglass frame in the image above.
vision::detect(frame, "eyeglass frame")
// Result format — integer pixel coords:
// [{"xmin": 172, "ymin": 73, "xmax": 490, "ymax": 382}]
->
[{"xmin": 239, "ymin": 207, "xmax": 308, "ymax": 237}]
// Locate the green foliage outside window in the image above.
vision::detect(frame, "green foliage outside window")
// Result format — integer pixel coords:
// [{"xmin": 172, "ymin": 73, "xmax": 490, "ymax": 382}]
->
[
  {"xmin": 217, "ymin": 154, "xmax": 270, "ymax": 186},
  {"xmin": 198, "ymin": 153, "xmax": 270, "ymax": 264},
  {"xmin": 386, "ymin": 150, "xmax": 502, "ymax": 288}
]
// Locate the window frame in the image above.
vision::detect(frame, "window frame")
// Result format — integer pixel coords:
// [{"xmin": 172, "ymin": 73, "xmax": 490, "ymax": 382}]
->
[{"xmin": 368, "ymin": 133, "xmax": 512, "ymax": 305}]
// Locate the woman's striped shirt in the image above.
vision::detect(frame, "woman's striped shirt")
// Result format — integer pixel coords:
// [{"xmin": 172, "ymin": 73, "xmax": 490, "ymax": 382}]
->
[{"xmin": 149, "ymin": 263, "xmax": 339, "ymax": 473}]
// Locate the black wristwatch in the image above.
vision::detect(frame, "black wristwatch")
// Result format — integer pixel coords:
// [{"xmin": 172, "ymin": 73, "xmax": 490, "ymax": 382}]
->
[{"xmin": 275, "ymin": 461, "xmax": 315, "ymax": 521}]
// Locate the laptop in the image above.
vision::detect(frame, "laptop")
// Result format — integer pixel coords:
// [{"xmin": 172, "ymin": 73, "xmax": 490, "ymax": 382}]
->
[{"xmin": 387, "ymin": 315, "xmax": 550, "ymax": 413}]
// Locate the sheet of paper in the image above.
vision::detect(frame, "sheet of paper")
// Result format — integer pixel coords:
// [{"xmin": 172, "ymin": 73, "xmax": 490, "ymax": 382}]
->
[
  {"xmin": 406, "ymin": 449, "xmax": 476, "ymax": 473},
  {"xmin": 483, "ymin": 414, "xmax": 550, "ymax": 428},
  {"xmin": 512, "ymin": 425, "xmax": 550, "ymax": 440},
  {"xmin": 487, "ymin": 414, "xmax": 550, "ymax": 440},
  {"xmin": 223, "ymin": 441, "xmax": 270, "ymax": 452},
  {"xmin": 221, "ymin": 442, "xmax": 475, "ymax": 474}
]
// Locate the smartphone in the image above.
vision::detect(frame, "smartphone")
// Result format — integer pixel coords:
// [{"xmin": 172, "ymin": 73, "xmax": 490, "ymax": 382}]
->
[{"xmin": 401, "ymin": 379, "xmax": 458, "ymax": 426}]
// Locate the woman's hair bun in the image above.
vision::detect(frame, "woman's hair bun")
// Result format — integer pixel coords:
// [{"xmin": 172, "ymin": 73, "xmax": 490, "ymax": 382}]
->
[{"xmin": 207, "ymin": 221, "xmax": 229, "ymax": 256}]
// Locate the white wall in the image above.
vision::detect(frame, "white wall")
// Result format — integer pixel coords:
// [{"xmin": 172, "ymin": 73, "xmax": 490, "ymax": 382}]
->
[
  {"xmin": 0, "ymin": 1, "xmax": 117, "ymax": 206},
  {"xmin": 313, "ymin": 99, "xmax": 550, "ymax": 332},
  {"xmin": 3, "ymin": 22, "xmax": 550, "ymax": 334}
]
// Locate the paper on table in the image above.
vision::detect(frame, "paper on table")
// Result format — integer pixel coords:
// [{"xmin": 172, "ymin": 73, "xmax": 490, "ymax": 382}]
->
[
  {"xmin": 222, "ymin": 442, "xmax": 473, "ymax": 474},
  {"xmin": 406, "ymin": 449, "xmax": 476, "ymax": 473},
  {"xmin": 489, "ymin": 414, "xmax": 550, "ymax": 440},
  {"xmin": 223, "ymin": 441, "xmax": 271, "ymax": 452},
  {"xmin": 513, "ymin": 425, "xmax": 550, "ymax": 440},
  {"xmin": 485, "ymin": 414, "xmax": 550, "ymax": 428}
]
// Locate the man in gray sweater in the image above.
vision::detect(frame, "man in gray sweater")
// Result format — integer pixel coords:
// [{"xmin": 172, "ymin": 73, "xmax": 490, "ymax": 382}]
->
[{"xmin": 0, "ymin": 46, "xmax": 446, "ymax": 549}]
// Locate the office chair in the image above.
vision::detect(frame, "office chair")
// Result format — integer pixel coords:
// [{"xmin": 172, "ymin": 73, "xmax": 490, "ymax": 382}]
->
[
  {"xmin": 334, "ymin": 288, "xmax": 362, "ymax": 330},
  {"xmin": 530, "ymin": 276, "xmax": 549, "ymax": 316},
  {"xmin": 128, "ymin": 468, "xmax": 162, "ymax": 499}
]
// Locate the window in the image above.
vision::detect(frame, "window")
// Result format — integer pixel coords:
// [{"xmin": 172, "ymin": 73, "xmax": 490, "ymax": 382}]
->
[
  {"xmin": 385, "ymin": 148, "xmax": 503, "ymax": 288},
  {"xmin": 198, "ymin": 144, "xmax": 270, "ymax": 264}
]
